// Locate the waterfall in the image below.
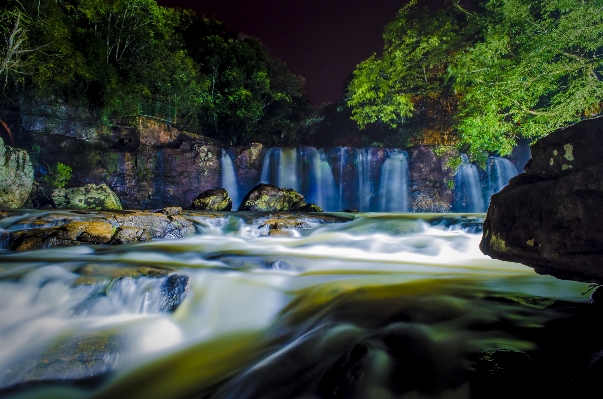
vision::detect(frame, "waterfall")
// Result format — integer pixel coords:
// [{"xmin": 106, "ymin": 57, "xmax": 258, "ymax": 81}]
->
[
  {"xmin": 304, "ymin": 148, "xmax": 338, "ymax": 211},
  {"xmin": 277, "ymin": 148, "xmax": 299, "ymax": 191},
  {"xmin": 356, "ymin": 148, "xmax": 372, "ymax": 212},
  {"xmin": 259, "ymin": 148, "xmax": 273, "ymax": 184},
  {"xmin": 221, "ymin": 149, "xmax": 239, "ymax": 210},
  {"xmin": 378, "ymin": 150, "xmax": 409, "ymax": 212},
  {"xmin": 454, "ymin": 154, "xmax": 485, "ymax": 213},
  {"xmin": 486, "ymin": 157, "xmax": 519, "ymax": 204}
]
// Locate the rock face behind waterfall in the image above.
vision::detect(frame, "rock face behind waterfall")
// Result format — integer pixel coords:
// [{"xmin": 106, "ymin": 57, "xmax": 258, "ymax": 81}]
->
[
  {"xmin": 0, "ymin": 138, "xmax": 33, "ymax": 208},
  {"xmin": 480, "ymin": 117, "xmax": 603, "ymax": 282},
  {"xmin": 407, "ymin": 146, "xmax": 456, "ymax": 212},
  {"xmin": 238, "ymin": 184, "xmax": 309, "ymax": 211}
]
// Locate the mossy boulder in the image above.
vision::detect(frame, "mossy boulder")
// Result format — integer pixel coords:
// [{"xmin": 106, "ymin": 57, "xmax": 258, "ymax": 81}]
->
[
  {"xmin": 191, "ymin": 188, "xmax": 232, "ymax": 211},
  {"xmin": 0, "ymin": 138, "xmax": 34, "ymax": 208},
  {"xmin": 52, "ymin": 183, "xmax": 122, "ymax": 210},
  {"xmin": 238, "ymin": 184, "xmax": 308, "ymax": 212}
]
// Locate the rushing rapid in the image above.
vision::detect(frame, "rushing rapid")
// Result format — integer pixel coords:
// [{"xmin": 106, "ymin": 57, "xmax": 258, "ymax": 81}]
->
[{"xmin": 0, "ymin": 212, "xmax": 593, "ymax": 399}]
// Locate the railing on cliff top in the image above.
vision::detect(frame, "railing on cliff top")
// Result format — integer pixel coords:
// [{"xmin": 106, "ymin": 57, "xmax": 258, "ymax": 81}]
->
[{"xmin": 137, "ymin": 102, "xmax": 177, "ymax": 124}]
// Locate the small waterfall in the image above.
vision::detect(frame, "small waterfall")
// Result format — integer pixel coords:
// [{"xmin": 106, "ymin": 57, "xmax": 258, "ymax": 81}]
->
[
  {"xmin": 221, "ymin": 149, "xmax": 239, "ymax": 210},
  {"xmin": 304, "ymin": 148, "xmax": 338, "ymax": 211},
  {"xmin": 259, "ymin": 148, "xmax": 273, "ymax": 184},
  {"xmin": 454, "ymin": 154, "xmax": 485, "ymax": 213},
  {"xmin": 277, "ymin": 148, "xmax": 299, "ymax": 191},
  {"xmin": 356, "ymin": 148, "xmax": 372, "ymax": 212},
  {"xmin": 486, "ymin": 157, "xmax": 519, "ymax": 204},
  {"xmin": 378, "ymin": 150, "xmax": 409, "ymax": 212}
]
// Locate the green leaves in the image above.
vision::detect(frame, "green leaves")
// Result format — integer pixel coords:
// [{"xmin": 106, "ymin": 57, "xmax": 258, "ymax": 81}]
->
[{"xmin": 348, "ymin": 0, "xmax": 603, "ymax": 157}]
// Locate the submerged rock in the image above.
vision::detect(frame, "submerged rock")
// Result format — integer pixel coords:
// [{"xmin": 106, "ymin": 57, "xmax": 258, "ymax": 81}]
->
[
  {"xmin": 159, "ymin": 274, "xmax": 191, "ymax": 312},
  {"xmin": 191, "ymin": 188, "xmax": 232, "ymax": 211},
  {"xmin": 52, "ymin": 183, "xmax": 122, "ymax": 210},
  {"xmin": 481, "ymin": 117, "xmax": 603, "ymax": 282},
  {"xmin": 0, "ymin": 332, "xmax": 124, "ymax": 392},
  {"xmin": 238, "ymin": 184, "xmax": 308, "ymax": 211},
  {"xmin": 0, "ymin": 138, "xmax": 34, "ymax": 208}
]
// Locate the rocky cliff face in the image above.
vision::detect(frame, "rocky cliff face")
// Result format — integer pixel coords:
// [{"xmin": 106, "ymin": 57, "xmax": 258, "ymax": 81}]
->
[
  {"xmin": 407, "ymin": 146, "xmax": 457, "ymax": 212},
  {"xmin": 481, "ymin": 117, "xmax": 603, "ymax": 282},
  {"xmin": 0, "ymin": 138, "xmax": 33, "ymax": 208}
]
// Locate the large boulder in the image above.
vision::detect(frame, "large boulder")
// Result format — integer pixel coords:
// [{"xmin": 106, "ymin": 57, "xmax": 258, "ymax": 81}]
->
[
  {"xmin": 480, "ymin": 117, "xmax": 603, "ymax": 282},
  {"xmin": 52, "ymin": 183, "xmax": 122, "ymax": 210},
  {"xmin": 191, "ymin": 188, "xmax": 232, "ymax": 211},
  {"xmin": 407, "ymin": 146, "xmax": 456, "ymax": 212},
  {"xmin": 238, "ymin": 184, "xmax": 308, "ymax": 212},
  {"xmin": 0, "ymin": 138, "xmax": 34, "ymax": 208}
]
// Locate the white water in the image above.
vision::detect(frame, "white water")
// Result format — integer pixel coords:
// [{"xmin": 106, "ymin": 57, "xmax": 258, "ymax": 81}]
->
[
  {"xmin": 0, "ymin": 212, "xmax": 590, "ymax": 398},
  {"xmin": 277, "ymin": 148, "xmax": 299, "ymax": 192},
  {"xmin": 220, "ymin": 149, "xmax": 239, "ymax": 210},
  {"xmin": 356, "ymin": 148, "xmax": 372, "ymax": 212}
]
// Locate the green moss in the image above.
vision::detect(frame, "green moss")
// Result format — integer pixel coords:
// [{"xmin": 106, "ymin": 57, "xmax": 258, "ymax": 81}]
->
[{"xmin": 43, "ymin": 162, "xmax": 72, "ymax": 188}]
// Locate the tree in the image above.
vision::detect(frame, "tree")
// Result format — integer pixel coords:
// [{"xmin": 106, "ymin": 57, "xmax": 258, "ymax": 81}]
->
[
  {"xmin": 347, "ymin": 0, "xmax": 603, "ymax": 156},
  {"xmin": 453, "ymin": 0, "xmax": 603, "ymax": 155}
]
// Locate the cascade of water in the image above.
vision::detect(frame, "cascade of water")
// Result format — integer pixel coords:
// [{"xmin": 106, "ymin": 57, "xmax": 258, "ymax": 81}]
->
[
  {"xmin": 486, "ymin": 157, "xmax": 519, "ymax": 203},
  {"xmin": 378, "ymin": 149, "xmax": 409, "ymax": 212},
  {"xmin": 259, "ymin": 148, "xmax": 273, "ymax": 184},
  {"xmin": 356, "ymin": 148, "xmax": 372, "ymax": 211},
  {"xmin": 277, "ymin": 148, "xmax": 299, "ymax": 191},
  {"xmin": 303, "ymin": 148, "xmax": 338, "ymax": 211},
  {"xmin": 221, "ymin": 149, "xmax": 239, "ymax": 210},
  {"xmin": 454, "ymin": 154, "xmax": 485, "ymax": 213}
]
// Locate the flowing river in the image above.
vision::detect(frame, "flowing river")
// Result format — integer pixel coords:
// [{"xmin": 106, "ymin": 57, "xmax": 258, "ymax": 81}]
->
[{"xmin": 0, "ymin": 212, "xmax": 597, "ymax": 398}]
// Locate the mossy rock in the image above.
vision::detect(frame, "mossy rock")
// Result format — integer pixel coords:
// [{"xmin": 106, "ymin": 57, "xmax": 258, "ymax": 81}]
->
[
  {"xmin": 191, "ymin": 188, "xmax": 232, "ymax": 211},
  {"xmin": 238, "ymin": 184, "xmax": 307, "ymax": 212},
  {"xmin": 52, "ymin": 183, "xmax": 122, "ymax": 210}
]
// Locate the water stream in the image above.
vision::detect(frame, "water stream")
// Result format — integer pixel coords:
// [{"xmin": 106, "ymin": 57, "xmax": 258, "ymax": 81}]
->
[{"xmin": 0, "ymin": 212, "xmax": 594, "ymax": 398}]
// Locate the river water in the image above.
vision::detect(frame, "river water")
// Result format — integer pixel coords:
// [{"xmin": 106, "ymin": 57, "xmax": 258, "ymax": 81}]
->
[{"xmin": 0, "ymin": 212, "xmax": 596, "ymax": 398}]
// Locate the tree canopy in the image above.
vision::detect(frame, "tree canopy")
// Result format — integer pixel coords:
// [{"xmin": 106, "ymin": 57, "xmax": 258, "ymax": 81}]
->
[
  {"xmin": 347, "ymin": 0, "xmax": 603, "ymax": 156},
  {"xmin": 0, "ymin": 0, "xmax": 310, "ymax": 146}
]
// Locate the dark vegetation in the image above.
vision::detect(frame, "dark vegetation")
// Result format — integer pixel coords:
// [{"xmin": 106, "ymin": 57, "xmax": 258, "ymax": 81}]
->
[{"xmin": 0, "ymin": 0, "xmax": 311, "ymax": 146}]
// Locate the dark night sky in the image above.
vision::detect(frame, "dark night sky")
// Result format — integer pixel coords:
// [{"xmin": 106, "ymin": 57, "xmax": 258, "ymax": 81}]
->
[{"xmin": 155, "ymin": 0, "xmax": 424, "ymax": 106}]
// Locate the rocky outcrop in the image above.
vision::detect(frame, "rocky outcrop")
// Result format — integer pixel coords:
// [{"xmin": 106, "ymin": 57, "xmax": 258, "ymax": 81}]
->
[
  {"xmin": 6, "ymin": 208, "xmax": 195, "ymax": 251},
  {"xmin": 407, "ymin": 146, "xmax": 456, "ymax": 212},
  {"xmin": 480, "ymin": 117, "xmax": 603, "ymax": 282},
  {"xmin": 52, "ymin": 183, "xmax": 122, "ymax": 210},
  {"xmin": 0, "ymin": 138, "xmax": 34, "ymax": 208},
  {"xmin": 191, "ymin": 188, "xmax": 232, "ymax": 211},
  {"xmin": 238, "ymin": 184, "xmax": 311, "ymax": 212}
]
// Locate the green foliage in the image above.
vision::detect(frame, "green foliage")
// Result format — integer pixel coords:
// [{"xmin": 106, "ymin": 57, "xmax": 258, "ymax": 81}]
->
[
  {"xmin": 348, "ymin": 0, "xmax": 603, "ymax": 156},
  {"xmin": 43, "ymin": 162, "xmax": 72, "ymax": 188},
  {"xmin": 445, "ymin": 156, "xmax": 462, "ymax": 174},
  {"xmin": 1, "ymin": 0, "xmax": 309, "ymax": 146}
]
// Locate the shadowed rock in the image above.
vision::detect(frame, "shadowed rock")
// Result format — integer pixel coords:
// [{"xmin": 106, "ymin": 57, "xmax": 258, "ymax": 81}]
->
[
  {"xmin": 52, "ymin": 183, "xmax": 122, "ymax": 210},
  {"xmin": 481, "ymin": 117, "xmax": 603, "ymax": 283}
]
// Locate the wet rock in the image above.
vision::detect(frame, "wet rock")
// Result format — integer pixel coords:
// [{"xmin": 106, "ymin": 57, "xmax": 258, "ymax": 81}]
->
[
  {"xmin": 247, "ymin": 212, "xmax": 352, "ymax": 230},
  {"xmin": 469, "ymin": 349, "xmax": 534, "ymax": 399},
  {"xmin": 109, "ymin": 226, "xmax": 152, "ymax": 244},
  {"xmin": 481, "ymin": 117, "xmax": 603, "ymax": 282},
  {"xmin": 162, "ymin": 206, "xmax": 182, "ymax": 216},
  {"xmin": 75, "ymin": 264, "xmax": 171, "ymax": 279},
  {"xmin": 191, "ymin": 188, "xmax": 232, "ymax": 211},
  {"xmin": 299, "ymin": 203, "xmax": 324, "ymax": 212},
  {"xmin": 25, "ymin": 181, "xmax": 54, "ymax": 209},
  {"xmin": 159, "ymin": 274, "xmax": 190, "ymax": 312},
  {"xmin": 52, "ymin": 183, "xmax": 122, "ymax": 210},
  {"xmin": 0, "ymin": 138, "xmax": 34, "ymax": 208},
  {"xmin": 589, "ymin": 286, "xmax": 603, "ymax": 307},
  {"xmin": 238, "ymin": 184, "xmax": 307, "ymax": 211},
  {"xmin": 9, "ymin": 221, "xmax": 115, "ymax": 251},
  {"xmin": 0, "ymin": 332, "xmax": 124, "ymax": 392},
  {"xmin": 317, "ymin": 343, "xmax": 369, "ymax": 399},
  {"xmin": 104, "ymin": 211, "xmax": 195, "ymax": 239}
]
